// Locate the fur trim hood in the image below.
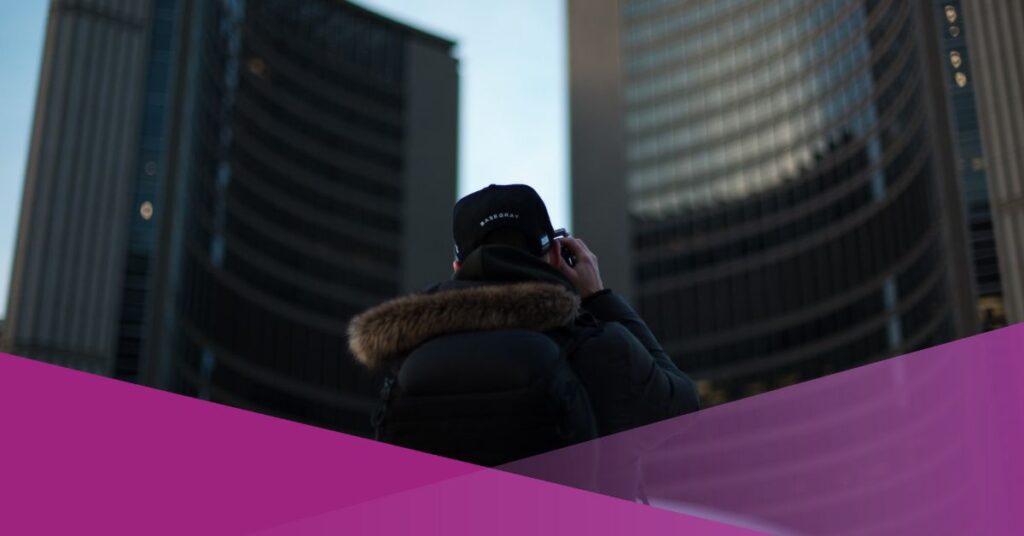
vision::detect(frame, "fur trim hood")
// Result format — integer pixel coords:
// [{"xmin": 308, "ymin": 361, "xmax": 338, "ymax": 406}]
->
[{"xmin": 348, "ymin": 282, "xmax": 579, "ymax": 369}]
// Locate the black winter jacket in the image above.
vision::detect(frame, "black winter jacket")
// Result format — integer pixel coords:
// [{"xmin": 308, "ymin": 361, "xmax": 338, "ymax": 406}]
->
[{"xmin": 348, "ymin": 245, "xmax": 699, "ymax": 461}]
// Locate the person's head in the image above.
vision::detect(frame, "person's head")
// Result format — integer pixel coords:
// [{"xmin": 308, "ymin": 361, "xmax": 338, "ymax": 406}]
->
[{"xmin": 451, "ymin": 184, "xmax": 565, "ymax": 272}]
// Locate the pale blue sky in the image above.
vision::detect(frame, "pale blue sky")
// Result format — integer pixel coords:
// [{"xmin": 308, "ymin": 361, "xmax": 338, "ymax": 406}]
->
[{"xmin": 0, "ymin": 1, "xmax": 568, "ymax": 317}]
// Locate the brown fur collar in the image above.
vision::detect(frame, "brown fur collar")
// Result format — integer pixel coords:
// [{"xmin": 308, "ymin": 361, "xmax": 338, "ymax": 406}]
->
[{"xmin": 348, "ymin": 282, "xmax": 579, "ymax": 369}]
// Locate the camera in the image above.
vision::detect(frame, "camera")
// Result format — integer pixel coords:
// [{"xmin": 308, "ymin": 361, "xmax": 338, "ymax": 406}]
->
[{"xmin": 553, "ymin": 228, "xmax": 576, "ymax": 267}]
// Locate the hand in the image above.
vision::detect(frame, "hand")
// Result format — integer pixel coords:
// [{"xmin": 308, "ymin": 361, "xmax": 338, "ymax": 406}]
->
[{"xmin": 554, "ymin": 237, "xmax": 604, "ymax": 298}]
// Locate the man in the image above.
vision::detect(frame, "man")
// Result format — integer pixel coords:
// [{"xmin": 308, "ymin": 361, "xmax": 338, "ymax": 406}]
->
[{"xmin": 348, "ymin": 184, "xmax": 698, "ymax": 465}]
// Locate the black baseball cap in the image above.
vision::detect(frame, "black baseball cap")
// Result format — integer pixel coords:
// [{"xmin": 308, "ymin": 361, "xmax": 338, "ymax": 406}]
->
[{"xmin": 453, "ymin": 184, "xmax": 556, "ymax": 262}]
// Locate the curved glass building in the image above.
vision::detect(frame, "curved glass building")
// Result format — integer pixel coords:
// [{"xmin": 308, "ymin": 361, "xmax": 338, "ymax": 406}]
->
[
  {"xmin": 158, "ymin": 0, "xmax": 457, "ymax": 433},
  {"xmin": 6, "ymin": 0, "xmax": 456, "ymax": 435},
  {"xmin": 570, "ymin": 0, "xmax": 976, "ymax": 404}
]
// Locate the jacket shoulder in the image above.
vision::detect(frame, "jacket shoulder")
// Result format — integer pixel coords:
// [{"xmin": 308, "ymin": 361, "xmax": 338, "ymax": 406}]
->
[
  {"xmin": 568, "ymin": 321, "xmax": 652, "ymax": 404},
  {"xmin": 398, "ymin": 330, "xmax": 563, "ymax": 395},
  {"xmin": 575, "ymin": 320, "xmax": 634, "ymax": 352},
  {"xmin": 570, "ymin": 321, "xmax": 640, "ymax": 374}
]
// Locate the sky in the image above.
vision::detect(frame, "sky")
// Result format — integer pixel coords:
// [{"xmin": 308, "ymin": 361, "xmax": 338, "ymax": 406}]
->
[
  {"xmin": 355, "ymin": 0, "xmax": 569, "ymax": 219},
  {"xmin": 0, "ymin": 1, "xmax": 49, "ymax": 320},
  {"xmin": 0, "ymin": 0, "xmax": 568, "ymax": 318}
]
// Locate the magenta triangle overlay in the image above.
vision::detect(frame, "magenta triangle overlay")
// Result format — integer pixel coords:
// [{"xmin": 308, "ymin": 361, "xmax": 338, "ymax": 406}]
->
[
  {"xmin": 0, "ymin": 353, "xmax": 478, "ymax": 534},
  {"xmin": 501, "ymin": 323, "xmax": 1024, "ymax": 535},
  {"xmin": 2, "ymin": 324, "xmax": 1022, "ymax": 535},
  {"xmin": 253, "ymin": 466, "xmax": 763, "ymax": 535},
  {"xmin": 0, "ymin": 352, "xmax": 755, "ymax": 535}
]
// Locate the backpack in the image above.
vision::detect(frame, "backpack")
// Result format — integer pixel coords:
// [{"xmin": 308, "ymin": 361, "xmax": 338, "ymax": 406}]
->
[{"xmin": 371, "ymin": 321, "xmax": 601, "ymax": 466}]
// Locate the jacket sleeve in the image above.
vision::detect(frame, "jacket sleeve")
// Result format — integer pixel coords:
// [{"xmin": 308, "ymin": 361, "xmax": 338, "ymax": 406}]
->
[{"xmin": 577, "ymin": 289, "xmax": 700, "ymax": 434}]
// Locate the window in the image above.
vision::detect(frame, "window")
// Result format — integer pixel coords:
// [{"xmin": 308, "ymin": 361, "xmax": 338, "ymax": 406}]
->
[
  {"xmin": 246, "ymin": 57, "xmax": 267, "ymax": 78},
  {"xmin": 949, "ymin": 50, "xmax": 962, "ymax": 69}
]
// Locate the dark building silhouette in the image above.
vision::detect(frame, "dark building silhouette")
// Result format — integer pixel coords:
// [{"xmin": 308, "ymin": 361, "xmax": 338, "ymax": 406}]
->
[
  {"xmin": 962, "ymin": 0, "xmax": 1024, "ymax": 325},
  {"xmin": 928, "ymin": 0, "xmax": 1006, "ymax": 330},
  {"xmin": 4, "ymin": 0, "xmax": 154, "ymax": 375},
  {"xmin": 4, "ymin": 0, "xmax": 458, "ymax": 435},
  {"xmin": 569, "ymin": 0, "xmax": 977, "ymax": 405}
]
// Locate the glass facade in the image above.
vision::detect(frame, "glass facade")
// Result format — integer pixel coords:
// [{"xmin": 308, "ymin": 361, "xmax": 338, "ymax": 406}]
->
[
  {"xmin": 931, "ymin": 0, "xmax": 1005, "ymax": 331},
  {"xmin": 115, "ymin": 0, "xmax": 182, "ymax": 381},
  {"xmin": 618, "ymin": 0, "xmax": 961, "ymax": 404},
  {"xmin": 163, "ymin": 0, "xmax": 452, "ymax": 434},
  {"xmin": 6, "ymin": 0, "xmax": 455, "ymax": 430}
]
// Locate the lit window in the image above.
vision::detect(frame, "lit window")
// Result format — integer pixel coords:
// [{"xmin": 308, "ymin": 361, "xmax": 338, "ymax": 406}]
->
[
  {"xmin": 949, "ymin": 25, "xmax": 960, "ymax": 37},
  {"xmin": 140, "ymin": 201, "xmax": 154, "ymax": 221},
  {"xmin": 955, "ymin": 72, "xmax": 968, "ymax": 87},
  {"xmin": 949, "ymin": 50, "xmax": 962, "ymax": 68},
  {"xmin": 945, "ymin": 5, "xmax": 957, "ymax": 23},
  {"xmin": 246, "ymin": 57, "xmax": 267, "ymax": 77}
]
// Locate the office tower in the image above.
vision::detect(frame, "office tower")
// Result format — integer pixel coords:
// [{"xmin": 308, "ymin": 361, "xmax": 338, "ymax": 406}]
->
[
  {"xmin": 153, "ymin": 0, "xmax": 458, "ymax": 433},
  {"xmin": 569, "ymin": 0, "xmax": 976, "ymax": 404},
  {"xmin": 4, "ymin": 0, "xmax": 155, "ymax": 374},
  {"xmin": 962, "ymin": 1, "xmax": 1024, "ymax": 324},
  {"xmin": 928, "ymin": 0, "xmax": 1006, "ymax": 330},
  {"xmin": 5, "ymin": 0, "xmax": 458, "ymax": 434}
]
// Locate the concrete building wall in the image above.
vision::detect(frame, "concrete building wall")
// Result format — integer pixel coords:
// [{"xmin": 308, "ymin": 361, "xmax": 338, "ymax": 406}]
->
[
  {"xmin": 963, "ymin": 0, "xmax": 1024, "ymax": 323},
  {"xmin": 401, "ymin": 38, "xmax": 460, "ymax": 293},
  {"xmin": 567, "ymin": 0, "xmax": 633, "ymax": 301},
  {"xmin": 3, "ymin": 0, "xmax": 153, "ymax": 374}
]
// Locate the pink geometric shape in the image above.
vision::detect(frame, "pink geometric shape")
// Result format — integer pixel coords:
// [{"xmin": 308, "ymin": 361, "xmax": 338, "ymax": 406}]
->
[
  {"xmin": 502, "ymin": 324, "xmax": 1024, "ymax": 535},
  {"xmin": 255, "ymin": 467, "xmax": 764, "ymax": 535},
  {"xmin": 4, "ymin": 323, "xmax": 1022, "ymax": 534},
  {"xmin": 0, "ymin": 353, "xmax": 752, "ymax": 534},
  {"xmin": 0, "ymin": 353, "xmax": 474, "ymax": 535}
]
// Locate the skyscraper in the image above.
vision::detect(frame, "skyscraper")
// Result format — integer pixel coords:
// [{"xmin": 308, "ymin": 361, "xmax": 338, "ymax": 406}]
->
[
  {"xmin": 5, "ymin": 0, "xmax": 154, "ymax": 374},
  {"xmin": 569, "ymin": 0, "xmax": 976, "ymax": 404},
  {"xmin": 928, "ymin": 0, "xmax": 1006, "ymax": 330},
  {"xmin": 154, "ymin": 0, "xmax": 458, "ymax": 433},
  {"xmin": 962, "ymin": 0, "xmax": 1024, "ymax": 324},
  {"xmin": 4, "ymin": 0, "xmax": 458, "ymax": 435}
]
